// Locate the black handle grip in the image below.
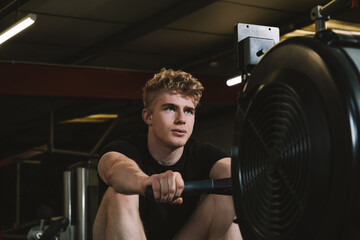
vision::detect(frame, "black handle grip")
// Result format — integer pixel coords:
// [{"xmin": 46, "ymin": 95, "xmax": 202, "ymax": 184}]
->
[{"xmin": 145, "ymin": 178, "xmax": 232, "ymax": 199}]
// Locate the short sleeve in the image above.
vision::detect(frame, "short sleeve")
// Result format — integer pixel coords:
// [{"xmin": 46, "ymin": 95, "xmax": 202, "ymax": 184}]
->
[
  {"xmin": 99, "ymin": 139, "xmax": 141, "ymax": 163},
  {"xmin": 198, "ymin": 142, "xmax": 229, "ymax": 174},
  {"xmin": 97, "ymin": 138, "xmax": 144, "ymax": 202},
  {"xmin": 184, "ymin": 139, "xmax": 229, "ymax": 180}
]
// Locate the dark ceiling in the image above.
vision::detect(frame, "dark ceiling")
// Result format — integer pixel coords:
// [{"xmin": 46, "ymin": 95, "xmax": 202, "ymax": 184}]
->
[{"xmin": 2, "ymin": 0, "xmax": 359, "ymax": 75}]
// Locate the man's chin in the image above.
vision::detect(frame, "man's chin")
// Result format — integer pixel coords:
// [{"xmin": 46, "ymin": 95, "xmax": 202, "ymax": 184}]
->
[{"xmin": 168, "ymin": 137, "xmax": 188, "ymax": 148}]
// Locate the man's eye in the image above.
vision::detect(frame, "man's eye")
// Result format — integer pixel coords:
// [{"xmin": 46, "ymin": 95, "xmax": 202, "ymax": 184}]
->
[
  {"xmin": 166, "ymin": 107, "xmax": 175, "ymax": 112},
  {"xmin": 185, "ymin": 110, "xmax": 194, "ymax": 115}
]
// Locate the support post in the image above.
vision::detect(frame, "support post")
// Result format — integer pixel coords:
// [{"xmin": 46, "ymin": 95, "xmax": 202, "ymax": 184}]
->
[
  {"xmin": 64, "ymin": 171, "xmax": 72, "ymax": 224},
  {"xmin": 15, "ymin": 162, "xmax": 20, "ymax": 229},
  {"xmin": 77, "ymin": 167, "xmax": 88, "ymax": 240}
]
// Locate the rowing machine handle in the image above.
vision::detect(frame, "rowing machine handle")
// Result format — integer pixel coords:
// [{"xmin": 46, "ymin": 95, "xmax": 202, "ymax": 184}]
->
[{"xmin": 145, "ymin": 177, "xmax": 232, "ymax": 199}]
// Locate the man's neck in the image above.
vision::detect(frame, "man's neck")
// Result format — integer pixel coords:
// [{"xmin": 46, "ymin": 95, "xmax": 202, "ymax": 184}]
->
[{"xmin": 147, "ymin": 136, "xmax": 184, "ymax": 166}]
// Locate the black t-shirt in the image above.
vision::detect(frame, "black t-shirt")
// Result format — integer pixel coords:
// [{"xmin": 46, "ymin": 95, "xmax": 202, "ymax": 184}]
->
[{"xmin": 98, "ymin": 134, "xmax": 228, "ymax": 239}]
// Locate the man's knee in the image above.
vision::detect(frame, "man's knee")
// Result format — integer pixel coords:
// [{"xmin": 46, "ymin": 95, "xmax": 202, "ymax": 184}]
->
[
  {"xmin": 104, "ymin": 187, "xmax": 140, "ymax": 216},
  {"xmin": 204, "ymin": 194, "xmax": 235, "ymax": 216},
  {"xmin": 94, "ymin": 187, "xmax": 140, "ymax": 229},
  {"xmin": 94, "ymin": 187, "xmax": 144, "ymax": 239},
  {"xmin": 176, "ymin": 194, "xmax": 239, "ymax": 240}
]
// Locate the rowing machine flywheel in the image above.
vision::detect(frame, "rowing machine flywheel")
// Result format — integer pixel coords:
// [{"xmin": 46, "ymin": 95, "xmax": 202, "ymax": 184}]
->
[{"xmin": 231, "ymin": 30, "xmax": 360, "ymax": 240}]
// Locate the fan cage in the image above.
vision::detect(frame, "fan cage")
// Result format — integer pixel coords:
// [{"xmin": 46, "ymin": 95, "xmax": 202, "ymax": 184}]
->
[{"xmin": 238, "ymin": 83, "xmax": 311, "ymax": 238}]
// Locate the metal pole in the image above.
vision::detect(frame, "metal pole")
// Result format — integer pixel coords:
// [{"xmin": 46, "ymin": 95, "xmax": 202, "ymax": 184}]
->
[
  {"xmin": 77, "ymin": 167, "xmax": 88, "ymax": 240},
  {"xmin": 90, "ymin": 117, "xmax": 120, "ymax": 157},
  {"xmin": 311, "ymin": 5, "xmax": 327, "ymax": 33},
  {"xmin": 321, "ymin": 0, "xmax": 350, "ymax": 17},
  {"xmin": 49, "ymin": 105, "xmax": 54, "ymax": 152},
  {"xmin": 311, "ymin": 0, "xmax": 350, "ymax": 33},
  {"xmin": 15, "ymin": 162, "xmax": 20, "ymax": 229},
  {"xmin": 33, "ymin": 145, "xmax": 98, "ymax": 158},
  {"xmin": 64, "ymin": 171, "xmax": 72, "ymax": 224}
]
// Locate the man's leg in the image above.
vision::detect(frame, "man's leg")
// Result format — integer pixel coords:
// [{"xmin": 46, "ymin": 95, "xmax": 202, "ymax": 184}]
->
[
  {"xmin": 176, "ymin": 195, "xmax": 242, "ymax": 240},
  {"xmin": 93, "ymin": 187, "xmax": 146, "ymax": 240}
]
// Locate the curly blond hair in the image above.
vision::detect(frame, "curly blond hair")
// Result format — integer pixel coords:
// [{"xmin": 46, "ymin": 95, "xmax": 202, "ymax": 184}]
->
[{"xmin": 143, "ymin": 68, "xmax": 204, "ymax": 109}]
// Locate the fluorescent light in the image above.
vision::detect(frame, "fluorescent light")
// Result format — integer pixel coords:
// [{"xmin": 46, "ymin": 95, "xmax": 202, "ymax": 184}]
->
[
  {"xmin": 226, "ymin": 75, "xmax": 242, "ymax": 86},
  {"xmin": 0, "ymin": 14, "xmax": 36, "ymax": 45},
  {"xmin": 59, "ymin": 114, "xmax": 118, "ymax": 124},
  {"xmin": 86, "ymin": 114, "xmax": 118, "ymax": 119}
]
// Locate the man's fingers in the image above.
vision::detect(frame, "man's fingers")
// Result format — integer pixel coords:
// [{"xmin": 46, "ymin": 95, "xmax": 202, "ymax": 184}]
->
[
  {"xmin": 166, "ymin": 176, "xmax": 175, "ymax": 201},
  {"xmin": 149, "ymin": 171, "xmax": 184, "ymax": 203},
  {"xmin": 159, "ymin": 175, "xmax": 169, "ymax": 202},
  {"xmin": 171, "ymin": 197, "xmax": 183, "ymax": 205},
  {"xmin": 152, "ymin": 178, "xmax": 161, "ymax": 200},
  {"xmin": 174, "ymin": 172, "xmax": 184, "ymax": 199}
]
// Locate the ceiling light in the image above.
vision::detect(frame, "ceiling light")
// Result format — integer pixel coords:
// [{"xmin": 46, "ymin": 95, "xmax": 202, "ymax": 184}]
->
[
  {"xmin": 60, "ymin": 114, "xmax": 118, "ymax": 124},
  {"xmin": 0, "ymin": 13, "xmax": 37, "ymax": 45},
  {"xmin": 226, "ymin": 75, "xmax": 242, "ymax": 86}
]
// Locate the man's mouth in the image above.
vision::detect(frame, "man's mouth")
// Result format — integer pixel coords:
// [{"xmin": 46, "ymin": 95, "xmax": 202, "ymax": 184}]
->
[{"xmin": 171, "ymin": 129, "xmax": 186, "ymax": 136}]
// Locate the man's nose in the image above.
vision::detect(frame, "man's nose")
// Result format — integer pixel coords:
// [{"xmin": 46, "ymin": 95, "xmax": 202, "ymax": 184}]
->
[{"xmin": 175, "ymin": 111, "xmax": 186, "ymax": 124}]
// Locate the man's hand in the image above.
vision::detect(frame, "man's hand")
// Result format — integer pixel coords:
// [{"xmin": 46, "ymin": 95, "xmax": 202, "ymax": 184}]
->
[{"xmin": 142, "ymin": 170, "xmax": 184, "ymax": 204}]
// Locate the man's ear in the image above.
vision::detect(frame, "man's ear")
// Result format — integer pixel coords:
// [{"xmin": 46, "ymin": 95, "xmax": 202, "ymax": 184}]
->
[{"xmin": 142, "ymin": 108, "xmax": 152, "ymax": 125}]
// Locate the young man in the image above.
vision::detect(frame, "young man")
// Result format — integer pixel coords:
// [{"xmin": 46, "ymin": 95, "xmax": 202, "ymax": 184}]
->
[{"xmin": 93, "ymin": 68, "xmax": 242, "ymax": 240}]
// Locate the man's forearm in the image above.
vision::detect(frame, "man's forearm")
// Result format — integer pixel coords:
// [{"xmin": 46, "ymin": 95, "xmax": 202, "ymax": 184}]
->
[{"xmin": 98, "ymin": 151, "xmax": 148, "ymax": 195}]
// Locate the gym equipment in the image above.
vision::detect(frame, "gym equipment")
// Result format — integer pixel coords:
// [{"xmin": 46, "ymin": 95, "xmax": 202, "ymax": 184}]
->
[
  {"xmin": 231, "ymin": 1, "xmax": 360, "ymax": 238},
  {"xmin": 27, "ymin": 161, "xmax": 98, "ymax": 240},
  {"xmin": 27, "ymin": 205, "xmax": 70, "ymax": 240},
  {"xmin": 63, "ymin": 161, "xmax": 98, "ymax": 240},
  {"xmin": 231, "ymin": 28, "xmax": 360, "ymax": 240},
  {"xmin": 145, "ymin": 178, "xmax": 233, "ymax": 198}
]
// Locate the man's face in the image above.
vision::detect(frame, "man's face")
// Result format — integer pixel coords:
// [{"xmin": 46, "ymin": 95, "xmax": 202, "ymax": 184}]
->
[{"xmin": 144, "ymin": 90, "xmax": 196, "ymax": 150}]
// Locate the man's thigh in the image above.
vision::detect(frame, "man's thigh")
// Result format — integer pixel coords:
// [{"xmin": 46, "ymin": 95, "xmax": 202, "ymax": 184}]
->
[
  {"xmin": 93, "ymin": 187, "xmax": 145, "ymax": 240},
  {"xmin": 176, "ymin": 194, "xmax": 241, "ymax": 240}
]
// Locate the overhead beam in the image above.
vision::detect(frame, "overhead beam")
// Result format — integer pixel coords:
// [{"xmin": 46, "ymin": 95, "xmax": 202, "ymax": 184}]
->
[
  {"xmin": 66, "ymin": 0, "xmax": 218, "ymax": 65},
  {"xmin": 0, "ymin": 61, "xmax": 239, "ymax": 104},
  {"xmin": 0, "ymin": 145, "xmax": 45, "ymax": 167},
  {"xmin": 0, "ymin": 0, "xmax": 31, "ymax": 20}
]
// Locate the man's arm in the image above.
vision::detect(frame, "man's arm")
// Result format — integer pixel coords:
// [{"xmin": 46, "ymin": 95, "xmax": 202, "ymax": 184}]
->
[
  {"xmin": 98, "ymin": 151, "xmax": 184, "ymax": 203},
  {"xmin": 98, "ymin": 151, "xmax": 148, "ymax": 195},
  {"xmin": 209, "ymin": 157, "xmax": 231, "ymax": 179}
]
